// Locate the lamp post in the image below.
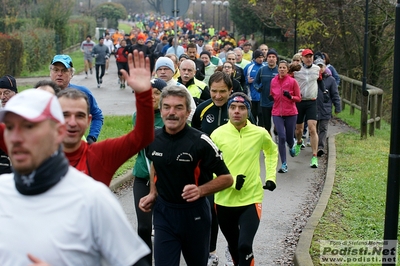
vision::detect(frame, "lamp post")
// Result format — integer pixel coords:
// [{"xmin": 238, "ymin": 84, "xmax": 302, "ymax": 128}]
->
[
  {"xmin": 192, "ymin": 0, "xmax": 197, "ymax": 20},
  {"xmin": 223, "ymin": 1, "xmax": 229, "ymax": 30},
  {"xmin": 201, "ymin": 1, "xmax": 206, "ymax": 22},
  {"xmin": 216, "ymin": 1, "xmax": 222, "ymax": 31},
  {"xmin": 293, "ymin": 0, "xmax": 298, "ymax": 55},
  {"xmin": 212, "ymin": 1, "xmax": 216, "ymax": 28}
]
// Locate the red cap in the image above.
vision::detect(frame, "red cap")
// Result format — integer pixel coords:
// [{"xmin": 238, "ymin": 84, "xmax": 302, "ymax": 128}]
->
[{"xmin": 301, "ymin": 49, "xmax": 313, "ymax": 56}]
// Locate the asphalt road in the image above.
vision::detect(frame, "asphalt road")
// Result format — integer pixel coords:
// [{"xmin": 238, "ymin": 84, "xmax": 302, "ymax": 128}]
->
[{"xmin": 17, "ymin": 56, "xmax": 349, "ymax": 265}]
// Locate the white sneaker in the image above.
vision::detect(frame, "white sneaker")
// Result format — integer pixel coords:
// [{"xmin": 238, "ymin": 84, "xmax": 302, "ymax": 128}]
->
[
  {"xmin": 306, "ymin": 137, "xmax": 311, "ymax": 147},
  {"xmin": 225, "ymin": 246, "xmax": 234, "ymax": 266},
  {"xmin": 207, "ymin": 253, "xmax": 219, "ymax": 266}
]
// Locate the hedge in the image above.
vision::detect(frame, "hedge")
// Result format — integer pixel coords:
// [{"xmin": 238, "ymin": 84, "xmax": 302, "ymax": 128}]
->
[{"xmin": 0, "ymin": 16, "xmax": 97, "ymax": 77}]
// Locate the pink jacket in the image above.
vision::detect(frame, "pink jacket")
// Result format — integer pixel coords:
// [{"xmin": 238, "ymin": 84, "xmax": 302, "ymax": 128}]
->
[{"xmin": 271, "ymin": 74, "xmax": 301, "ymax": 116}]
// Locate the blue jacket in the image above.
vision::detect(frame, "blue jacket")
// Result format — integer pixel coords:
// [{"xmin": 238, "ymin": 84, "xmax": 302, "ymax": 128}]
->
[
  {"xmin": 69, "ymin": 83, "xmax": 104, "ymax": 140},
  {"xmin": 254, "ymin": 65, "xmax": 278, "ymax": 108},
  {"xmin": 243, "ymin": 61, "xmax": 265, "ymax": 101}
]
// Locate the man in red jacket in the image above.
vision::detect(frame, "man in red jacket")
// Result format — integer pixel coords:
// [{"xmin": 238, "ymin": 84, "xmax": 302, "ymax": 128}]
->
[{"xmin": 58, "ymin": 50, "xmax": 154, "ymax": 185}]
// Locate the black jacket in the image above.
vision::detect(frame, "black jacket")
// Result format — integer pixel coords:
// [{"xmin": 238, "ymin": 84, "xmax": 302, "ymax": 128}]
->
[{"xmin": 193, "ymin": 59, "xmax": 206, "ymax": 81}]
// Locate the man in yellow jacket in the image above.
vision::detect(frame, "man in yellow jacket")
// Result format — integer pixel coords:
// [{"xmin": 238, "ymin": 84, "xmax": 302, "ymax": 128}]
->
[{"xmin": 211, "ymin": 92, "xmax": 278, "ymax": 266}]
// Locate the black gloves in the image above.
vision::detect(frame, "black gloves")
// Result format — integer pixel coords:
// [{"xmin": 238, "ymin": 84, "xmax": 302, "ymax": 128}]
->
[
  {"xmin": 87, "ymin": 135, "xmax": 97, "ymax": 144},
  {"xmin": 283, "ymin": 90, "xmax": 292, "ymax": 99},
  {"xmin": 263, "ymin": 180, "xmax": 276, "ymax": 191},
  {"xmin": 235, "ymin": 175, "xmax": 246, "ymax": 190}
]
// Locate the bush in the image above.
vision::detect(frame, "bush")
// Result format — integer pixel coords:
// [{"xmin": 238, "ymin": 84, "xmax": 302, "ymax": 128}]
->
[
  {"xmin": 64, "ymin": 16, "xmax": 97, "ymax": 49},
  {"xmin": 14, "ymin": 28, "xmax": 56, "ymax": 74},
  {"xmin": 0, "ymin": 15, "xmax": 96, "ymax": 76},
  {"xmin": 0, "ymin": 33, "xmax": 23, "ymax": 76},
  {"xmin": 0, "ymin": 18, "xmax": 35, "ymax": 33}
]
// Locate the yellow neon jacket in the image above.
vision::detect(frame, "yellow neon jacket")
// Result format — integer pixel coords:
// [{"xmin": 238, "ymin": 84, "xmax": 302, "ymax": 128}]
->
[{"xmin": 211, "ymin": 120, "xmax": 278, "ymax": 207}]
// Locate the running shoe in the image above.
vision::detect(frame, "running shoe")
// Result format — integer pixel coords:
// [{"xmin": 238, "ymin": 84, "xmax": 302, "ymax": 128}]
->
[
  {"xmin": 289, "ymin": 145, "xmax": 296, "ymax": 157},
  {"xmin": 301, "ymin": 141, "xmax": 306, "ymax": 150},
  {"xmin": 278, "ymin": 162, "xmax": 288, "ymax": 173},
  {"xmin": 208, "ymin": 254, "xmax": 219, "ymax": 266},
  {"xmin": 99, "ymin": 78, "xmax": 103, "ymax": 84},
  {"xmin": 317, "ymin": 149, "xmax": 325, "ymax": 157},
  {"xmin": 294, "ymin": 141, "xmax": 302, "ymax": 156},
  {"xmin": 310, "ymin": 156, "xmax": 318, "ymax": 168},
  {"xmin": 225, "ymin": 246, "xmax": 234, "ymax": 266},
  {"xmin": 97, "ymin": 83, "xmax": 100, "ymax": 88},
  {"xmin": 90, "ymin": 69, "xmax": 92, "ymax": 74}
]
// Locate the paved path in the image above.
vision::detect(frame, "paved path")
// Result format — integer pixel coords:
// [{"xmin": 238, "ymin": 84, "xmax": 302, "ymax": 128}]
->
[{"xmin": 17, "ymin": 56, "xmax": 349, "ymax": 265}]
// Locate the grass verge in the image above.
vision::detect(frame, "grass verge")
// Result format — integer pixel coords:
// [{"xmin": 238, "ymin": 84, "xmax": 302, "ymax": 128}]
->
[
  {"xmin": 310, "ymin": 109, "xmax": 393, "ymax": 265},
  {"xmin": 118, "ymin": 22, "xmax": 133, "ymax": 35}
]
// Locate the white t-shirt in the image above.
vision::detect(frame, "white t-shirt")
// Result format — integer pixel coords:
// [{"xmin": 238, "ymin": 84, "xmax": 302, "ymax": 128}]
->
[
  {"xmin": 104, "ymin": 39, "xmax": 114, "ymax": 53},
  {"xmin": 0, "ymin": 166, "xmax": 150, "ymax": 266}
]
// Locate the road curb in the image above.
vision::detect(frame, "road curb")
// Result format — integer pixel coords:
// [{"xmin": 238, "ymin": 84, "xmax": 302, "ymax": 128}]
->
[
  {"xmin": 109, "ymin": 170, "xmax": 134, "ymax": 192},
  {"xmin": 294, "ymin": 134, "xmax": 338, "ymax": 265}
]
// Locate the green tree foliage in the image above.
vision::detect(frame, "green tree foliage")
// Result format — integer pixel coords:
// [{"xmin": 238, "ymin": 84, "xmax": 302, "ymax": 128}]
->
[
  {"xmin": 36, "ymin": 0, "xmax": 75, "ymax": 51},
  {"xmin": 93, "ymin": 2, "xmax": 128, "ymax": 29},
  {"xmin": 230, "ymin": 0, "xmax": 264, "ymax": 34},
  {"xmin": 146, "ymin": 0, "xmax": 162, "ymax": 14},
  {"xmin": 236, "ymin": 0, "xmax": 395, "ymax": 91}
]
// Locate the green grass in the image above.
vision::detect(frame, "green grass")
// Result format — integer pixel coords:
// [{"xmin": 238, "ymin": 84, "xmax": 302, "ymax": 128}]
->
[
  {"xmin": 118, "ymin": 22, "xmax": 132, "ymax": 35},
  {"xmin": 310, "ymin": 109, "xmax": 394, "ymax": 265}
]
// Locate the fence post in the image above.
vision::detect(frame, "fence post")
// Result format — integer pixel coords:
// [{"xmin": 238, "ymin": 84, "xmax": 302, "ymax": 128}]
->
[
  {"xmin": 369, "ymin": 95, "xmax": 376, "ymax": 136},
  {"xmin": 361, "ymin": 94, "xmax": 368, "ymax": 139},
  {"xmin": 350, "ymin": 83, "xmax": 355, "ymax": 115},
  {"xmin": 341, "ymin": 82, "xmax": 346, "ymax": 111},
  {"xmin": 377, "ymin": 94, "xmax": 383, "ymax": 129}
]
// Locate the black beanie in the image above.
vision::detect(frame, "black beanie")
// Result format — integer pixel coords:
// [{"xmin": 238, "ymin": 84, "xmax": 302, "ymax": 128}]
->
[
  {"xmin": 151, "ymin": 78, "xmax": 168, "ymax": 92},
  {"xmin": 0, "ymin": 75, "xmax": 17, "ymax": 93}
]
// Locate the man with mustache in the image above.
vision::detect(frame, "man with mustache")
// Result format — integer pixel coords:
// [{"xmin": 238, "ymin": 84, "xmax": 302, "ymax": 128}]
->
[{"xmin": 139, "ymin": 85, "xmax": 233, "ymax": 266}]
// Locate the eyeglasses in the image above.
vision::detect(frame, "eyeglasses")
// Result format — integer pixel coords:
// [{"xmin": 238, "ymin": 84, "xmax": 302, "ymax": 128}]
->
[
  {"xmin": 0, "ymin": 90, "xmax": 14, "ymax": 97},
  {"xmin": 224, "ymin": 66, "xmax": 232, "ymax": 69},
  {"xmin": 51, "ymin": 67, "xmax": 70, "ymax": 74}
]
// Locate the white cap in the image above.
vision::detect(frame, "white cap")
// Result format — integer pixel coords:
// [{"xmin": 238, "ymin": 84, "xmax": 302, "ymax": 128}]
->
[{"xmin": 0, "ymin": 89, "xmax": 64, "ymax": 124}]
